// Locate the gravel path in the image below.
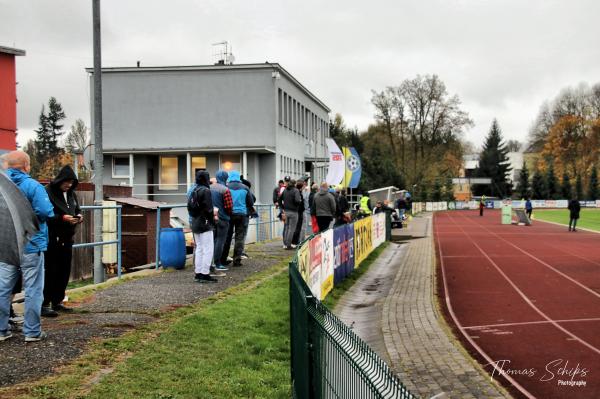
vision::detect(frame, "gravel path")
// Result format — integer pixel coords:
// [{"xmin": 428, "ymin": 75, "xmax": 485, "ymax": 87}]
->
[{"xmin": 0, "ymin": 241, "xmax": 290, "ymax": 388}]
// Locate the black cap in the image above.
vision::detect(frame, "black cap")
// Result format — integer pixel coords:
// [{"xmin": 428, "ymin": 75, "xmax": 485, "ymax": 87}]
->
[{"xmin": 284, "ymin": 176, "xmax": 291, "ymax": 182}]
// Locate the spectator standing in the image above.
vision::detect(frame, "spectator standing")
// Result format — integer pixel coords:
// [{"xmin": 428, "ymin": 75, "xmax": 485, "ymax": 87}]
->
[
  {"xmin": 291, "ymin": 179, "xmax": 307, "ymax": 246},
  {"xmin": 479, "ymin": 195, "xmax": 486, "ymax": 217},
  {"xmin": 272, "ymin": 180, "xmax": 285, "ymax": 208},
  {"xmin": 222, "ymin": 171, "xmax": 254, "ymax": 266},
  {"xmin": 313, "ymin": 183, "xmax": 337, "ymax": 232},
  {"xmin": 240, "ymin": 176, "xmax": 257, "ymax": 260},
  {"xmin": 525, "ymin": 198, "xmax": 533, "ymax": 220},
  {"xmin": 0, "ymin": 151, "xmax": 54, "ymax": 342},
  {"xmin": 280, "ymin": 179, "xmax": 302, "ymax": 249},
  {"xmin": 335, "ymin": 189, "xmax": 350, "ymax": 226},
  {"xmin": 43, "ymin": 165, "xmax": 83, "ymax": 317},
  {"xmin": 568, "ymin": 198, "xmax": 581, "ymax": 232},
  {"xmin": 359, "ymin": 192, "xmax": 372, "ymax": 217},
  {"xmin": 210, "ymin": 170, "xmax": 233, "ymax": 272},
  {"xmin": 188, "ymin": 170, "xmax": 217, "ymax": 283}
]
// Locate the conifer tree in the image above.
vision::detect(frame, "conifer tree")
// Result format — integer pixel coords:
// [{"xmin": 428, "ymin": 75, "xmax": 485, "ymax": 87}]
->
[
  {"xmin": 473, "ymin": 119, "xmax": 511, "ymax": 197},
  {"xmin": 517, "ymin": 160, "xmax": 530, "ymax": 198},
  {"xmin": 560, "ymin": 172, "xmax": 572, "ymax": 200},
  {"xmin": 575, "ymin": 174, "xmax": 584, "ymax": 199},
  {"xmin": 531, "ymin": 170, "xmax": 546, "ymax": 199},
  {"xmin": 588, "ymin": 167, "xmax": 598, "ymax": 201},
  {"xmin": 545, "ymin": 163, "xmax": 559, "ymax": 199}
]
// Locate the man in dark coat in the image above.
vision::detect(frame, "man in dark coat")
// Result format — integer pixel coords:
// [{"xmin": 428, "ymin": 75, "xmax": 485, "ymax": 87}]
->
[
  {"xmin": 280, "ymin": 179, "xmax": 302, "ymax": 249},
  {"xmin": 568, "ymin": 198, "xmax": 581, "ymax": 232},
  {"xmin": 188, "ymin": 170, "xmax": 217, "ymax": 282},
  {"xmin": 43, "ymin": 165, "xmax": 83, "ymax": 317}
]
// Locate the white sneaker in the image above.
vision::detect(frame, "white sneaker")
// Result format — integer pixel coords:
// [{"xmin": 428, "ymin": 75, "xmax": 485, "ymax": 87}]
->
[
  {"xmin": 227, "ymin": 256, "xmax": 233, "ymax": 262},
  {"xmin": 290, "ymin": 244, "xmax": 297, "ymax": 249}
]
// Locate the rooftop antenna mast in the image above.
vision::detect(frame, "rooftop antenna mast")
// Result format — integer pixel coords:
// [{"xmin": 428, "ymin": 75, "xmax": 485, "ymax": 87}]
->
[{"xmin": 212, "ymin": 41, "xmax": 235, "ymax": 65}]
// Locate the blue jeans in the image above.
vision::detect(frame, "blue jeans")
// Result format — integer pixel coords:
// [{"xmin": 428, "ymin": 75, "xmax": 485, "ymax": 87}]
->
[
  {"xmin": 0, "ymin": 252, "xmax": 45, "ymax": 337},
  {"xmin": 213, "ymin": 219, "xmax": 230, "ymax": 266}
]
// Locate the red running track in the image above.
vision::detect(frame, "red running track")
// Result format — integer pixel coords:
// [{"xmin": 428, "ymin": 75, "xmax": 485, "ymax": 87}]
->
[{"xmin": 435, "ymin": 210, "xmax": 600, "ymax": 399}]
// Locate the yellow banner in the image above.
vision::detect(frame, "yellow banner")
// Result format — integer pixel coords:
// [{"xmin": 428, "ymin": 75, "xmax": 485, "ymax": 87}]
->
[{"xmin": 354, "ymin": 216, "xmax": 373, "ymax": 266}]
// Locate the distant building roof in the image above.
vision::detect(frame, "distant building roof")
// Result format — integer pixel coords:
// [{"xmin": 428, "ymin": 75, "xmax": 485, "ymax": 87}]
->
[
  {"xmin": 0, "ymin": 46, "xmax": 26, "ymax": 56},
  {"xmin": 85, "ymin": 62, "xmax": 330, "ymax": 112}
]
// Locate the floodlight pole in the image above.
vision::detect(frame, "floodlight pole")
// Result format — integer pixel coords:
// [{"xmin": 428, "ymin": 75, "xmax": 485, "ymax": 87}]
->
[{"xmin": 92, "ymin": 0, "xmax": 105, "ymax": 283}]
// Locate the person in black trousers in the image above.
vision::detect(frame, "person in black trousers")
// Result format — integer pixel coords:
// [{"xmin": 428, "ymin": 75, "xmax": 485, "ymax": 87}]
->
[
  {"xmin": 43, "ymin": 165, "xmax": 83, "ymax": 317},
  {"xmin": 568, "ymin": 198, "xmax": 581, "ymax": 232}
]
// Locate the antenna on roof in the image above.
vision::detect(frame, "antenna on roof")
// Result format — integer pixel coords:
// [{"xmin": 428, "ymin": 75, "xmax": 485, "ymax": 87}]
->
[{"xmin": 212, "ymin": 41, "xmax": 235, "ymax": 65}]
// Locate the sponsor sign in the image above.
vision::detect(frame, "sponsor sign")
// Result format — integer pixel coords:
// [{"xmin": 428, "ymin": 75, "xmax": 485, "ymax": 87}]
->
[
  {"xmin": 309, "ymin": 235, "xmax": 323, "ymax": 299},
  {"xmin": 320, "ymin": 229, "xmax": 334, "ymax": 299},
  {"xmin": 325, "ymin": 138, "xmax": 345, "ymax": 186},
  {"xmin": 354, "ymin": 216, "xmax": 373, "ymax": 266}
]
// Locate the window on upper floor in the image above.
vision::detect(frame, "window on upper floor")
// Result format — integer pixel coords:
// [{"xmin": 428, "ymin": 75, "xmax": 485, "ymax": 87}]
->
[
  {"xmin": 278, "ymin": 89, "xmax": 283, "ymax": 125},
  {"xmin": 283, "ymin": 93, "xmax": 288, "ymax": 128}
]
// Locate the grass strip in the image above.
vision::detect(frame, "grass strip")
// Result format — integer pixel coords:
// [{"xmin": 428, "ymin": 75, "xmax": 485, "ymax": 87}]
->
[
  {"xmin": 533, "ymin": 208, "xmax": 600, "ymax": 232},
  {"xmin": 6, "ymin": 260, "xmax": 291, "ymax": 399},
  {"xmin": 322, "ymin": 242, "xmax": 389, "ymax": 310}
]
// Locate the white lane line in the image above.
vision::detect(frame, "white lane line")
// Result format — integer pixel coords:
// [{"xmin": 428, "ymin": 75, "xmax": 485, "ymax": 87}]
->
[
  {"xmin": 449, "ymin": 211, "xmax": 600, "ymax": 356},
  {"xmin": 435, "ymin": 214, "xmax": 536, "ymax": 399},
  {"xmin": 464, "ymin": 317, "xmax": 600, "ymax": 330},
  {"xmin": 464, "ymin": 213, "xmax": 600, "ymax": 300}
]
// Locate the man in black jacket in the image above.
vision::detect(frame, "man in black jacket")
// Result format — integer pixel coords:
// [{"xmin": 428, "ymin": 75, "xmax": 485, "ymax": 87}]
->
[
  {"xmin": 188, "ymin": 170, "xmax": 217, "ymax": 282},
  {"xmin": 43, "ymin": 165, "xmax": 83, "ymax": 317},
  {"xmin": 568, "ymin": 198, "xmax": 581, "ymax": 232},
  {"xmin": 280, "ymin": 179, "xmax": 302, "ymax": 249}
]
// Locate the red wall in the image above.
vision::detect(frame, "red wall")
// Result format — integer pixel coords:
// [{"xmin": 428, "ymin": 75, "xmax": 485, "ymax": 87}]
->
[{"xmin": 0, "ymin": 52, "xmax": 17, "ymax": 151}]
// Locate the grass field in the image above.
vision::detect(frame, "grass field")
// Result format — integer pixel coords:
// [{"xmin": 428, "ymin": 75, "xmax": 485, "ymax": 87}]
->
[{"xmin": 533, "ymin": 208, "xmax": 600, "ymax": 232}]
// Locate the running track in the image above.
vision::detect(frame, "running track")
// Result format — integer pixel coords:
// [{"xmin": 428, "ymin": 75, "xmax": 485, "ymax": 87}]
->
[{"xmin": 435, "ymin": 210, "xmax": 600, "ymax": 399}]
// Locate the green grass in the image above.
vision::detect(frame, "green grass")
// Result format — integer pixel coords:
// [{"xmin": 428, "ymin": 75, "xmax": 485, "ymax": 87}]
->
[
  {"xmin": 66, "ymin": 277, "xmax": 94, "ymax": 290},
  {"xmin": 533, "ymin": 208, "xmax": 600, "ymax": 232}
]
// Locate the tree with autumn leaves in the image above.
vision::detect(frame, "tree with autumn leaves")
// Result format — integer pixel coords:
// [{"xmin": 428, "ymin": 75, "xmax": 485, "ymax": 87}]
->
[{"xmin": 527, "ymin": 83, "xmax": 600, "ymax": 199}]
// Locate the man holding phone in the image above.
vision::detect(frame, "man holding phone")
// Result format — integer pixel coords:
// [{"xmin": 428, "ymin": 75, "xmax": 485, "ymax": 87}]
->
[{"xmin": 42, "ymin": 165, "xmax": 83, "ymax": 317}]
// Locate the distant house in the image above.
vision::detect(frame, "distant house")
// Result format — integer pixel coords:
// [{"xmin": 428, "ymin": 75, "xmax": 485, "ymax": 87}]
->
[
  {"xmin": 87, "ymin": 63, "xmax": 331, "ymax": 204},
  {"xmin": 0, "ymin": 45, "xmax": 25, "ymax": 154}
]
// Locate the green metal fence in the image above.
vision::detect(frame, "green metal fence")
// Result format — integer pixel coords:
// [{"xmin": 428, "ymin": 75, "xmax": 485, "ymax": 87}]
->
[{"xmin": 289, "ymin": 262, "xmax": 416, "ymax": 398}]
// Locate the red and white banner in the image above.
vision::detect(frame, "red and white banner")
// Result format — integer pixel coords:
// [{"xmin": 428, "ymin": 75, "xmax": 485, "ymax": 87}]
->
[{"xmin": 325, "ymin": 138, "xmax": 345, "ymax": 186}]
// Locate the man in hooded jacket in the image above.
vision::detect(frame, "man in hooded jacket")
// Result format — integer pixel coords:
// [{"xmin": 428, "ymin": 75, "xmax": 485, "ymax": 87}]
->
[
  {"xmin": 1, "ymin": 151, "xmax": 54, "ymax": 342},
  {"xmin": 210, "ymin": 170, "xmax": 233, "ymax": 271},
  {"xmin": 43, "ymin": 165, "xmax": 83, "ymax": 317},
  {"xmin": 188, "ymin": 170, "xmax": 218, "ymax": 283},
  {"xmin": 221, "ymin": 171, "xmax": 254, "ymax": 266}
]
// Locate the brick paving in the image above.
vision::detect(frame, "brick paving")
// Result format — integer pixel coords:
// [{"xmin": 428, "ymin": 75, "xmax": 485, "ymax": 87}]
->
[{"xmin": 382, "ymin": 215, "xmax": 510, "ymax": 398}]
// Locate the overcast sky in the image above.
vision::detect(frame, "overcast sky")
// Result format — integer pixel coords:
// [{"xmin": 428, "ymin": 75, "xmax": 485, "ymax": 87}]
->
[{"xmin": 2, "ymin": 0, "xmax": 599, "ymax": 150}]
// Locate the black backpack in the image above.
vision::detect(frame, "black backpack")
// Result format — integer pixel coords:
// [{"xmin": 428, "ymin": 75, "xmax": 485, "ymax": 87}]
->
[{"xmin": 187, "ymin": 186, "xmax": 206, "ymax": 218}]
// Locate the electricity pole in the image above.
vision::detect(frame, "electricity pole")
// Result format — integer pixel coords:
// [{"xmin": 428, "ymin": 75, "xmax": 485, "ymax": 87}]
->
[{"xmin": 92, "ymin": 0, "xmax": 105, "ymax": 283}]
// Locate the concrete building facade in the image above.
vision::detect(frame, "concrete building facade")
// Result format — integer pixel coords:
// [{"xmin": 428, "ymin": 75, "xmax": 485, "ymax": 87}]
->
[
  {"xmin": 88, "ymin": 63, "xmax": 330, "ymax": 204},
  {"xmin": 0, "ymin": 45, "xmax": 26, "ymax": 154}
]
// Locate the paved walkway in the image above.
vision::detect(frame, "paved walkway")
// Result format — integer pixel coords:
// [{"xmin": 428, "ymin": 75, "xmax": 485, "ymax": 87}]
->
[{"xmin": 336, "ymin": 214, "xmax": 511, "ymax": 399}]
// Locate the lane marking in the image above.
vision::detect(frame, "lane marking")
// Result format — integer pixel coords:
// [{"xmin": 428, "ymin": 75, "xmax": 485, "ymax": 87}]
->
[
  {"xmin": 461, "ymin": 212, "xmax": 600, "ymax": 300},
  {"xmin": 465, "ymin": 317, "xmax": 600, "ymax": 330},
  {"xmin": 449, "ymin": 211, "xmax": 600, "ymax": 356},
  {"xmin": 435, "ymin": 216, "xmax": 536, "ymax": 399}
]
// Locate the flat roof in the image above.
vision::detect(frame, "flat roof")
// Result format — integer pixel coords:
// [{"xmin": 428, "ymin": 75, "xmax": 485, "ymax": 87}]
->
[
  {"xmin": 85, "ymin": 62, "xmax": 330, "ymax": 112},
  {"xmin": 0, "ymin": 46, "xmax": 26, "ymax": 56}
]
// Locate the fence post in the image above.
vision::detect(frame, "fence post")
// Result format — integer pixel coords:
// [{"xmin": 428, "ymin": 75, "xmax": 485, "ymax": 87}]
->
[
  {"xmin": 155, "ymin": 206, "xmax": 161, "ymax": 269},
  {"xmin": 117, "ymin": 206, "xmax": 122, "ymax": 279}
]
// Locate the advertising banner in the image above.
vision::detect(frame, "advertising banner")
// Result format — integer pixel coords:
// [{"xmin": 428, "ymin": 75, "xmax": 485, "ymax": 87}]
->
[
  {"xmin": 546, "ymin": 200, "xmax": 557, "ymax": 208},
  {"xmin": 345, "ymin": 224, "xmax": 355, "ymax": 276},
  {"xmin": 342, "ymin": 147, "xmax": 362, "ymax": 189},
  {"xmin": 354, "ymin": 216, "xmax": 373, "ymax": 266},
  {"xmin": 372, "ymin": 213, "xmax": 386, "ymax": 248},
  {"xmin": 309, "ymin": 235, "xmax": 323, "ymax": 299},
  {"xmin": 557, "ymin": 200, "xmax": 569, "ymax": 208},
  {"xmin": 333, "ymin": 226, "xmax": 349, "ymax": 284},
  {"xmin": 297, "ymin": 242, "xmax": 311, "ymax": 283},
  {"xmin": 320, "ymin": 229, "xmax": 334, "ymax": 299},
  {"xmin": 325, "ymin": 138, "xmax": 345, "ymax": 186}
]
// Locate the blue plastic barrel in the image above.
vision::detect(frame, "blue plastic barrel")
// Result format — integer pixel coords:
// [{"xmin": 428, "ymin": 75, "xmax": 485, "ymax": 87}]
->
[{"xmin": 159, "ymin": 228, "xmax": 186, "ymax": 269}]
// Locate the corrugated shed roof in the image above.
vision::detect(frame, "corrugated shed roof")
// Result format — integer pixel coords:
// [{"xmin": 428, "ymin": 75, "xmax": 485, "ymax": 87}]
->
[{"xmin": 109, "ymin": 197, "xmax": 164, "ymax": 209}]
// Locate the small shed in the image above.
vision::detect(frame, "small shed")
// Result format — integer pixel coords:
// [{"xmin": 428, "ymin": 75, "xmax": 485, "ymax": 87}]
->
[{"xmin": 109, "ymin": 197, "xmax": 170, "ymax": 270}]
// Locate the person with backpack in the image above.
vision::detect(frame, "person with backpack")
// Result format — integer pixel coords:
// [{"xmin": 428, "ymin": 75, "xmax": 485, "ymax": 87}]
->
[
  {"xmin": 221, "ymin": 171, "xmax": 254, "ymax": 266},
  {"xmin": 188, "ymin": 170, "xmax": 217, "ymax": 283}
]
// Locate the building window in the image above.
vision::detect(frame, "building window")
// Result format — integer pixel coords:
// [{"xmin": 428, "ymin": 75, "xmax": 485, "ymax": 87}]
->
[
  {"xmin": 190, "ymin": 156, "xmax": 207, "ymax": 181},
  {"xmin": 283, "ymin": 93, "xmax": 288, "ymax": 128},
  {"xmin": 159, "ymin": 156, "xmax": 178, "ymax": 190},
  {"xmin": 112, "ymin": 156, "xmax": 130, "ymax": 178},
  {"xmin": 288, "ymin": 96, "xmax": 292, "ymax": 130},
  {"xmin": 221, "ymin": 153, "xmax": 241, "ymax": 173},
  {"xmin": 278, "ymin": 89, "xmax": 283, "ymax": 125},
  {"xmin": 292, "ymin": 99, "xmax": 296, "ymax": 132}
]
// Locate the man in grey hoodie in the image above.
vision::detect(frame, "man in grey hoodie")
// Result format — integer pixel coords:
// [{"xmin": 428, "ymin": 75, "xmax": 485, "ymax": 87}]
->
[{"xmin": 313, "ymin": 182, "xmax": 337, "ymax": 232}]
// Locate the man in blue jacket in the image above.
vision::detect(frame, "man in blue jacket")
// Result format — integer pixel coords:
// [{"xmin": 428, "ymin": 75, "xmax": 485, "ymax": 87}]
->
[
  {"xmin": 0, "ymin": 151, "xmax": 54, "ymax": 342},
  {"xmin": 221, "ymin": 171, "xmax": 254, "ymax": 267}
]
